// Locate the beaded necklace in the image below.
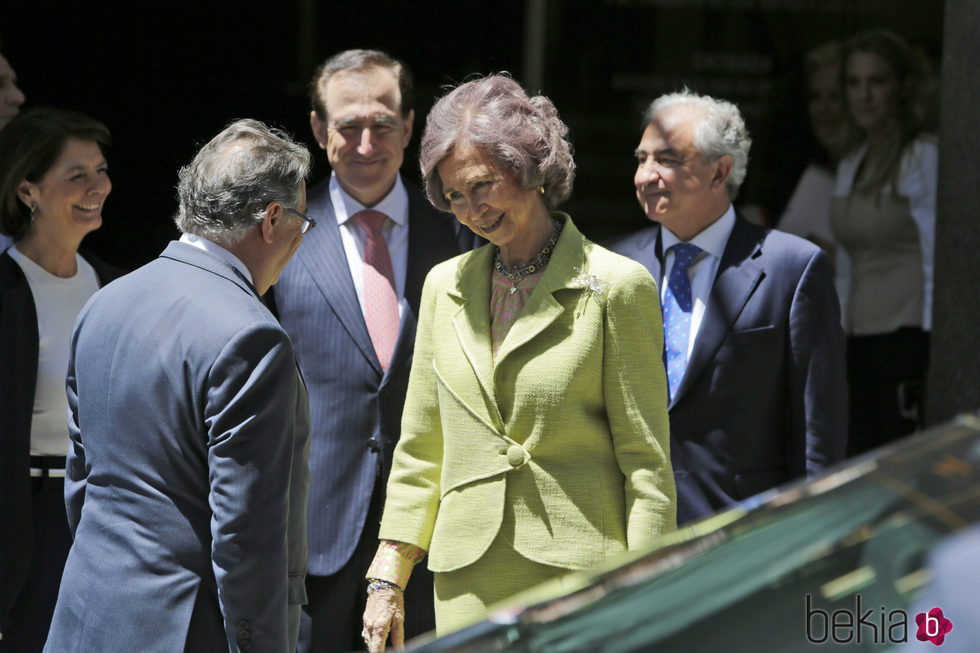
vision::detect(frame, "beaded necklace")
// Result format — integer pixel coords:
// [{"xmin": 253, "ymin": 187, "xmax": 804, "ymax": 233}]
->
[{"xmin": 493, "ymin": 218, "xmax": 562, "ymax": 294}]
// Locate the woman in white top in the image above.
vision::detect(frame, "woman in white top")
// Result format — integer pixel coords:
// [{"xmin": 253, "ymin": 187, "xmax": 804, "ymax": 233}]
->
[
  {"xmin": 0, "ymin": 107, "xmax": 120, "ymax": 651},
  {"xmin": 830, "ymin": 30, "xmax": 937, "ymax": 456}
]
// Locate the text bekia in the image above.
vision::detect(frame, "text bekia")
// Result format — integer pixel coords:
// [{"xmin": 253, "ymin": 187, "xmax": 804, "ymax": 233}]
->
[{"xmin": 805, "ymin": 594, "xmax": 907, "ymax": 644}]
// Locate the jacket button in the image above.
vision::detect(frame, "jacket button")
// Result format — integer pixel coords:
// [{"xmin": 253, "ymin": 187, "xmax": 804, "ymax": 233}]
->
[
  {"xmin": 368, "ymin": 437, "xmax": 380, "ymax": 452},
  {"xmin": 506, "ymin": 445, "xmax": 525, "ymax": 467}
]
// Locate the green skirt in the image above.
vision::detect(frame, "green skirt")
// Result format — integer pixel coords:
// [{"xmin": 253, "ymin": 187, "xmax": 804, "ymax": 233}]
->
[{"xmin": 431, "ymin": 505, "xmax": 576, "ymax": 635}]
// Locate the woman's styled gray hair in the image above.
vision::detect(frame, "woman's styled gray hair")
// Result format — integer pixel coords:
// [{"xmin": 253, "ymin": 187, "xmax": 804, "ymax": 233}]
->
[
  {"xmin": 174, "ymin": 119, "xmax": 311, "ymax": 244},
  {"xmin": 420, "ymin": 75, "xmax": 575, "ymax": 211},
  {"xmin": 643, "ymin": 89, "xmax": 752, "ymax": 199}
]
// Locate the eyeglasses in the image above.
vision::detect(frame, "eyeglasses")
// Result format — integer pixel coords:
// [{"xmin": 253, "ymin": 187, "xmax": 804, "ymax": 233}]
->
[{"xmin": 287, "ymin": 207, "xmax": 317, "ymax": 234}]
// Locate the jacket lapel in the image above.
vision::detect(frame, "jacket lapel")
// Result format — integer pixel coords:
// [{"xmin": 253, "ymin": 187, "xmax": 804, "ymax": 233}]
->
[
  {"xmin": 447, "ymin": 246, "xmax": 504, "ymax": 430},
  {"xmin": 386, "ymin": 187, "xmax": 456, "ymax": 380},
  {"xmin": 294, "ymin": 186, "xmax": 381, "ymax": 374},
  {"xmin": 673, "ymin": 216, "xmax": 764, "ymax": 405},
  {"xmin": 443, "ymin": 215, "xmax": 590, "ymax": 430},
  {"xmin": 446, "ymin": 244, "xmax": 503, "ymax": 429},
  {"xmin": 491, "ymin": 216, "xmax": 582, "ymax": 366}
]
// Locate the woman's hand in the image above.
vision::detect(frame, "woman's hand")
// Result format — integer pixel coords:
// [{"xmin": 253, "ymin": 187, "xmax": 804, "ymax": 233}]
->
[{"xmin": 362, "ymin": 584, "xmax": 405, "ymax": 652}]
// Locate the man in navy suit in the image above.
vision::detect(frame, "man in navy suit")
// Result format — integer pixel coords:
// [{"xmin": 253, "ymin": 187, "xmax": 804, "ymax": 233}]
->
[
  {"xmin": 270, "ymin": 49, "xmax": 468, "ymax": 652},
  {"xmin": 44, "ymin": 119, "xmax": 313, "ymax": 652},
  {"xmin": 610, "ymin": 90, "xmax": 847, "ymax": 525}
]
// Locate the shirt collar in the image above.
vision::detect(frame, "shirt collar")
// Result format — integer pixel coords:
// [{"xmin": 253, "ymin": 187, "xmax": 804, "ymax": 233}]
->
[
  {"xmin": 178, "ymin": 232, "xmax": 253, "ymax": 284},
  {"xmin": 329, "ymin": 172, "xmax": 409, "ymax": 227},
  {"xmin": 661, "ymin": 204, "xmax": 736, "ymax": 260}
]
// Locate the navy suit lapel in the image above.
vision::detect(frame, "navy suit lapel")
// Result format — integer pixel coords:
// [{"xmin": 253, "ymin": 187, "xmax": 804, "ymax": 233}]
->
[
  {"xmin": 403, "ymin": 185, "xmax": 440, "ymax": 316},
  {"xmin": 672, "ymin": 217, "xmax": 764, "ymax": 406},
  {"xmin": 385, "ymin": 185, "xmax": 463, "ymax": 379},
  {"xmin": 294, "ymin": 183, "xmax": 381, "ymax": 374}
]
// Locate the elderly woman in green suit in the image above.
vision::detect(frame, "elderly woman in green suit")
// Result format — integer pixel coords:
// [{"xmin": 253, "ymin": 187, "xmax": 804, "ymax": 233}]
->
[{"xmin": 361, "ymin": 75, "xmax": 676, "ymax": 650}]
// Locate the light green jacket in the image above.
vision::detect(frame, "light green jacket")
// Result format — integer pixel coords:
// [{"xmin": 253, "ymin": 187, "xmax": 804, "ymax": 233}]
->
[{"xmin": 379, "ymin": 215, "xmax": 676, "ymax": 573}]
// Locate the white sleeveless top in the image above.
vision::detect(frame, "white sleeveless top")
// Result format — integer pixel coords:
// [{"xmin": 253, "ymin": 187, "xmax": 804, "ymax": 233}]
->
[
  {"xmin": 830, "ymin": 136, "xmax": 937, "ymax": 335},
  {"xmin": 7, "ymin": 247, "xmax": 101, "ymax": 455}
]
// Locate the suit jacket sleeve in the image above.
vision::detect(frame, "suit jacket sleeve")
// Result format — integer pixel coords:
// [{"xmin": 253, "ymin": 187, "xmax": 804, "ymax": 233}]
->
[
  {"xmin": 61, "ymin": 254, "xmax": 125, "ymax": 538},
  {"xmin": 603, "ymin": 267, "xmax": 677, "ymax": 546},
  {"xmin": 787, "ymin": 248, "xmax": 847, "ymax": 476},
  {"xmin": 65, "ymin": 330, "xmax": 87, "ymax": 537},
  {"xmin": 205, "ymin": 323, "xmax": 301, "ymax": 652},
  {"xmin": 378, "ymin": 272, "xmax": 443, "ymax": 551}
]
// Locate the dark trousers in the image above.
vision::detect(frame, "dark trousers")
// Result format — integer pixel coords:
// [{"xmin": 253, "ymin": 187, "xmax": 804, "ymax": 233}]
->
[
  {"xmin": 297, "ymin": 478, "xmax": 435, "ymax": 653},
  {"xmin": 846, "ymin": 327, "xmax": 930, "ymax": 457},
  {"xmin": 0, "ymin": 474, "xmax": 72, "ymax": 653}
]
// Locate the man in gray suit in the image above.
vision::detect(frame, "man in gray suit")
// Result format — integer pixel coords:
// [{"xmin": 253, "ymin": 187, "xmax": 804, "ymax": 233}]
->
[
  {"xmin": 271, "ymin": 49, "xmax": 470, "ymax": 652},
  {"xmin": 45, "ymin": 119, "xmax": 313, "ymax": 653}
]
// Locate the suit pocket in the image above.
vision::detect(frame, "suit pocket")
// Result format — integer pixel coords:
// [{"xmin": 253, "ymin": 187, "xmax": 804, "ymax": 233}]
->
[
  {"xmin": 711, "ymin": 325, "xmax": 781, "ymax": 394},
  {"xmin": 427, "ymin": 475, "xmax": 506, "ymax": 573},
  {"xmin": 726, "ymin": 324, "xmax": 777, "ymax": 340}
]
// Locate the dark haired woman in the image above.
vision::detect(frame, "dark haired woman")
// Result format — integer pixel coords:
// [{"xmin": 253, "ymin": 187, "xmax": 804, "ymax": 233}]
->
[{"xmin": 0, "ymin": 107, "xmax": 122, "ymax": 651}]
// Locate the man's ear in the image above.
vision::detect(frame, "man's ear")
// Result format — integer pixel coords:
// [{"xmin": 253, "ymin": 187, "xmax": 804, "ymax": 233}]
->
[
  {"xmin": 260, "ymin": 201, "xmax": 285, "ymax": 244},
  {"xmin": 310, "ymin": 111, "xmax": 328, "ymax": 151},
  {"xmin": 401, "ymin": 109, "xmax": 415, "ymax": 148},
  {"xmin": 711, "ymin": 155, "xmax": 734, "ymax": 192}
]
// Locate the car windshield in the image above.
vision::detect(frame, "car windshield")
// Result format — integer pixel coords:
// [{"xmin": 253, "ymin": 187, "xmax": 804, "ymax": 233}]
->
[{"xmin": 407, "ymin": 414, "xmax": 980, "ymax": 652}]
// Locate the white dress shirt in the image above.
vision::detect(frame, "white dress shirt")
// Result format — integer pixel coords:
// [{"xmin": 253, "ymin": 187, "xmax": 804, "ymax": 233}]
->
[
  {"xmin": 329, "ymin": 173, "xmax": 410, "ymax": 320},
  {"xmin": 660, "ymin": 205, "xmax": 736, "ymax": 361},
  {"xmin": 179, "ymin": 232, "xmax": 254, "ymax": 285}
]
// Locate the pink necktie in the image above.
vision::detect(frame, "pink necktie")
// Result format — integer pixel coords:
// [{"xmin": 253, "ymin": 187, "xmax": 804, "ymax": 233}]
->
[{"xmin": 354, "ymin": 209, "xmax": 399, "ymax": 371}]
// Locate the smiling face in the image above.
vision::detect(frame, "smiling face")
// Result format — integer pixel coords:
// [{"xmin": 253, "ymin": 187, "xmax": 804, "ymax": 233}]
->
[
  {"xmin": 633, "ymin": 106, "xmax": 729, "ymax": 241},
  {"xmin": 844, "ymin": 51, "xmax": 902, "ymax": 134},
  {"xmin": 19, "ymin": 137, "xmax": 111, "ymax": 246},
  {"xmin": 310, "ymin": 66, "xmax": 413, "ymax": 207},
  {"xmin": 437, "ymin": 144, "xmax": 551, "ymax": 265},
  {"xmin": 0, "ymin": 54, "xmax": 25, "ymax": 129}
]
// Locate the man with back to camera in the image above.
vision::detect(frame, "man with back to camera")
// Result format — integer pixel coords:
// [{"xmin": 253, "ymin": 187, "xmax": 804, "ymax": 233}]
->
[
  {"xmin": 610, "ymin": 90, "xmax": 847, "ymax": 525},
  {"xmin": 44, "ymin": 119, "xmax": 313, "ymax": 653},
  {"xmin": 269, "ymin": 49, "xmax": 472, "ymax": 652}
]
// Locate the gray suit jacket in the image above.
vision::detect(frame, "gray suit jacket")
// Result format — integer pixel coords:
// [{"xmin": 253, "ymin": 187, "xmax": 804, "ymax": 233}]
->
[
  {"xmin": 610, "ymin": 216, "xmax": 847, "ymax": 524},
  {"xmin": 45, "ymin": 242, "xmax": 310, "ymax": 653}
]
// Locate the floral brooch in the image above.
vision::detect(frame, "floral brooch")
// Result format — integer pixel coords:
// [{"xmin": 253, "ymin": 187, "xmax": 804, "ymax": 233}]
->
[{"xmin": 569, "ymin": 267, "xmax": 609, "ymax": 315}]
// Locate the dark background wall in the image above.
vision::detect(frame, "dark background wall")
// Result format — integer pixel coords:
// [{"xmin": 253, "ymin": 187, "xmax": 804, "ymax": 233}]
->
[
  {"xmin": 926, "ymin": 0, "xmax": 979, "ymax": 425},
  {"xmin": 7, "ymin": 1, "xmax": 974, "ymax": 425},
  {"xmin": 0, "ymin": 0, "xmax": 943, "ymax": 269}
]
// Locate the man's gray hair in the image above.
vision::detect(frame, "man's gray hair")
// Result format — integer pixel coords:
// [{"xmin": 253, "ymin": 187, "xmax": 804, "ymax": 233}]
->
[
  {"xmin": 643, "ymin": 90, "xmax": 751, "ymax": 199},
  {"xmin": 174, "ymin": 119, "xmax": 311, "ymax": 243}
]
